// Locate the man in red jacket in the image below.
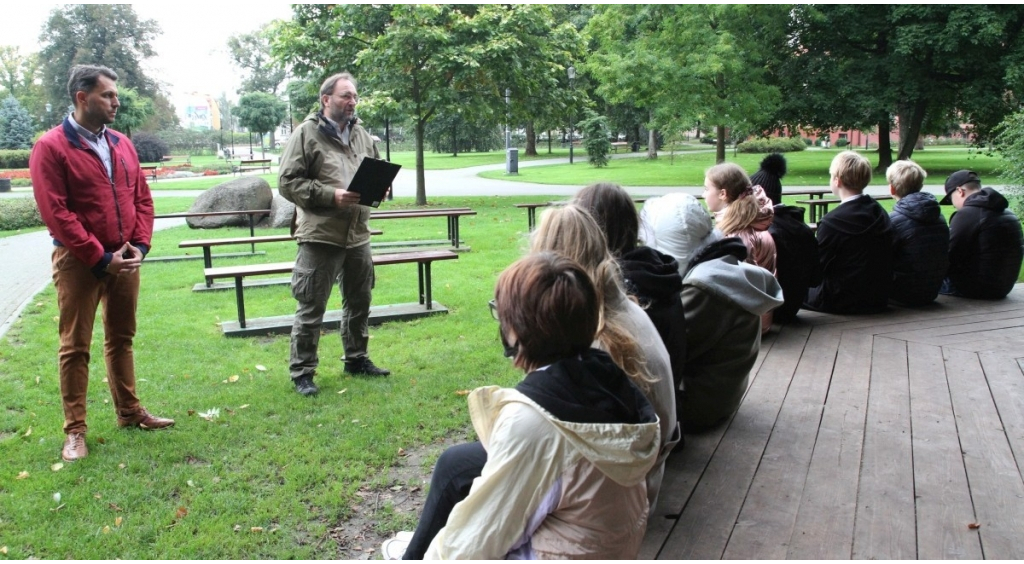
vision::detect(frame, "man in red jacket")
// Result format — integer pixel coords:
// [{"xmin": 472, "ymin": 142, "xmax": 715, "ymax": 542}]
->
[{"xmin": 30, "ymin": 64, "xmax": 174, "ymax": 463}]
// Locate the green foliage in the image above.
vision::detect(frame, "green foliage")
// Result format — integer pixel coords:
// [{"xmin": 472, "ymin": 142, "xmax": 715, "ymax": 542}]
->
[
  {"xmin": 0, "ymin": 47, "xmax": 46, "ymax": 123},
  {"xmin": 157, "ymin": 127, "xmax": 219, "ymax": 155},
  {"xmin": 227, "ymin": 22, "xmax": 287, "ymax": 95},
  {"xmin": 835, "ymin": 138, "xmax": 850, "ymax": 148},
  {"xmin": 111, "ymin": 87, "xmax": 154, "ymax": 138},
  {"xmin": 235, "ymin": 92, "xmax": 287, "ymax": 137},
  {"xmin": 0, "ymin": 149, "xmax": 31, "ymax": 168},
  {"xmin": 0, "ymin": 197, "xmax": 43, "ymax": 230},
  {"xmin": 736, "ymin": 137, "xmax": 807, "ymax": 154},
  {"xmin": 0, "ymin": 96, "xmax": 34, "ymax": 149},
  {"xmin": 426, "ymin": 113, "xmax": 503, "ymax": 154},
  {"xmin": 994, "ymin": 109, "xmax": 1024, "ymax": 216},
  {"xmin": 578, "ymin": 111, "xmax": 611, "ymax": 168},
  {"xmin": 284, "ymin": 80, "xmax": 318, "ymax": 119},
  {"xmin": 133, "ymin": 131, "xmax": 169, "ymax": 163}
]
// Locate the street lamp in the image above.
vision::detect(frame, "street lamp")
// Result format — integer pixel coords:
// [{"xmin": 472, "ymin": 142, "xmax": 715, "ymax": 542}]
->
[{"xmin": 567, "ymin": 65, "xmax": 576, "ymax": 165}]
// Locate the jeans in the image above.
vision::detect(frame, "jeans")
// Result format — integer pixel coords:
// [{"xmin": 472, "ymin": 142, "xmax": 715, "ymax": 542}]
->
[
  {"xmin": 52, "ymin": 246, "xmax": 142, "ymax": 434},
  {"xmin": 289, "ymin": 242, "xmax": 374, "ymax": 380},
  {"xmin": 404, "ymin": 441, "xmax": 487, "ymax": 559}
]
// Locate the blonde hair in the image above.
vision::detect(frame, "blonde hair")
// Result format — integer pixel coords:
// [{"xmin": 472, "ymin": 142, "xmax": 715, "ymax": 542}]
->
[
  {"xmin": 886, "ymin": 160, "xmax": 927, "ymax": 198},
  {"xmin": 707, "ymin": 162, "xmax": 759, "ymax": 235},
  {"xmin": 530, "ymin": 205, "xmax": 652, "ymax": 391},
  {"xmin": 829, "ymin": 151, "xmax": 872, "ymax": 192}
]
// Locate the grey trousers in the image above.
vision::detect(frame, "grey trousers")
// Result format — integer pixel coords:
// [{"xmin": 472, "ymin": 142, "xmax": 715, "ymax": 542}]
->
[{"xmin": 289, "ymin": 241, "xmax": 374, "ymax": 380}]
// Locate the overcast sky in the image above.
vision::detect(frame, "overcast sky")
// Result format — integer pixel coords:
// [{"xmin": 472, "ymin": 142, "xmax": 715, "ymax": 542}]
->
[{"xmin": 6, "ymin": 3, "xmax": 294, "ymax": 107}]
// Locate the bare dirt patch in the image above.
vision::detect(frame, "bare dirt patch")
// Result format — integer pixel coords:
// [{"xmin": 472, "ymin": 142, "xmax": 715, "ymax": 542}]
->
[{"xmin": 323, "ymin": 432, "xmax": 470, "ymax": 560}]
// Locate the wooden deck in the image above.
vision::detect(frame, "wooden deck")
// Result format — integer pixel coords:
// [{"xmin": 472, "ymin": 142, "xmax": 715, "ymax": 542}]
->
[{"xmin": 645, "ymin": 286, "xmax": 1024, "ymax": 559}]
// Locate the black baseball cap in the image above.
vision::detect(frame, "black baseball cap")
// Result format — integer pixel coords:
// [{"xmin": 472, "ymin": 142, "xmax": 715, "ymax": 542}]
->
[{"xmin": 940, "ymin": 170, "xmax": 981, "ymax": 205}]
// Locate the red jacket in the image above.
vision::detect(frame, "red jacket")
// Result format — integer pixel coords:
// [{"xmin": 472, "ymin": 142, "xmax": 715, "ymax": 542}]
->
[{"xmin": 31, "ymin": 119, "xmax": 154, "ymax": 275}]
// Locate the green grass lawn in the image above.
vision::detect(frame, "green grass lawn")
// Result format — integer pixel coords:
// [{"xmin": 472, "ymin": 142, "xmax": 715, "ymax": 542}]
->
[{"xmin": 479, "ymin": 147, "xmax": 1005, "ymax": 187}]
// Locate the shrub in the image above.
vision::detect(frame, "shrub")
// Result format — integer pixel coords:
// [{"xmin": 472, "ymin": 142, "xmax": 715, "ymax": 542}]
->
[
  {"xmin": 700, "ymin": 136, "xmax": 717, "ymax": 144},
  {"xmin": 0, "ymin": 96, "xmax": 35, "ymax": 150},
  {"xmin": 0, "ymin": 149, "xmax": 31, "ymax": 169},
  {"xmin": 803, "ymin": 137, "xmax": 813, "ymax": 146},
  {"xmin": 579, "ymin": 110, "xmax": 611, "ymax": 168},
  {"xmin": 835, "ymin": 138, "xmax": 850, "ymax": 148},
  {"xmin": 0, "ymin": 197, "xmax": 44, "ymax": 230},
  {"xmin": 133, "ymin": 131, "xmax": 169, "ymax": 164},
  {"xmin": 736, "ymin": 137, "xmax": 806, "ymax": 154}
]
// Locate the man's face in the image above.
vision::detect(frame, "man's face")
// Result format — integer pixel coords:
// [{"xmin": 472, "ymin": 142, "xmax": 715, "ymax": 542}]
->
[
  {"xmin": 322, "ymin": 79, "xmax": 358, "ymax": 125},
  {"xmin": 951, "ymin": 186, "xmax": 969, "ymax": 209},
  {"xmin": 78, "ymin": 75, "xmax": 119, "ymax": 127}
]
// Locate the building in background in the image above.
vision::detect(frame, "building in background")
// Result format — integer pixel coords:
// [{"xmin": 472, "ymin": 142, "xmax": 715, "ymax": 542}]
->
[{"xmin": 175, "ymin": 92, "xmax": 221, "ymax": 131}]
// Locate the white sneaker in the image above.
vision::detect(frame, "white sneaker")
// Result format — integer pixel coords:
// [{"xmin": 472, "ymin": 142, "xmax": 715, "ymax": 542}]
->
[{"xmin": 381, "ymin": 530, "xmax": 414, "ymax": 560}]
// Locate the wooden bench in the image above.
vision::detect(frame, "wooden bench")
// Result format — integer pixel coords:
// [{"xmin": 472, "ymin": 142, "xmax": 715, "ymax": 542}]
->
[
  {"xmin": 204, "ymin": 249, "xmax": 459, "ymax": 337},
  {"xmin": 141, "ymin": 165, "xmax": 158, "ymax": 182},
  {"xmin": 369, "ymin": 208, "xmax": 476, "ymax": 249},
  {"xmin": 234, "ymin": 159, "xmax": 272, "ymax": 175},
  {"xmin": 180, "ymin": 229, "xmax": 383, "ymax": 290},
  {"xmin": 516, "ymin": 198, "xmax": 647, "ymax": 231},
  {"xmin": 611, "ymin": 141, "xmax": 630, "ymax": 153},
  {"xmin": 161, "ymin": 155, "xmax": 191, "ymax": 166},
  {"xmin": 796, "ymin": 194, "xmax": 893, "ymax": 224},
  {"xmin": 154, "ymin": 209, "xmax": 271, "ymax": 243}
]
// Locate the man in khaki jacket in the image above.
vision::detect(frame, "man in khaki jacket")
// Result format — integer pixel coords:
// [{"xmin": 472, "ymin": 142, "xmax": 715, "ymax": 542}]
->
[{"xmin": 278, "ymin": 72, "xmax": 390, "ymax": 397}]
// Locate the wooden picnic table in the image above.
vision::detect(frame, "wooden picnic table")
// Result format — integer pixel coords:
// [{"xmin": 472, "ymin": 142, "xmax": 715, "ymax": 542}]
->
[
  {"xmin": 369, "ymin": 208, "xmax": 476, "ymax": 249},
  {"xmin": 155, "ymin": 209, "xmax": 271, "ymax": 249},
  {"xmin": 516, "ymin": 198, "xmax": 648, "ymax": 231},
  {"xmin": 796, "ymin": 194, "xmax": 893, "ymax": 224}
]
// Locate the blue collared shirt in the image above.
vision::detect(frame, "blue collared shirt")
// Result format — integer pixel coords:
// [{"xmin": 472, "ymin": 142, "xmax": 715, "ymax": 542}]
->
[{"xmin": 69, "ymin": 115, "xmax": 113, "ymax": 182}]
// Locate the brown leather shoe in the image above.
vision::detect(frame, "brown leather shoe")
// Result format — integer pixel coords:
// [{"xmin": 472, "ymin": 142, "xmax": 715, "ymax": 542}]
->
[
  {"xmin": 62, "ymin": 432, "xmax": 88, "ymax": 462},
  {"xmin": 117, "ymin": 407, "xmax": 175, "ymax": 430}
]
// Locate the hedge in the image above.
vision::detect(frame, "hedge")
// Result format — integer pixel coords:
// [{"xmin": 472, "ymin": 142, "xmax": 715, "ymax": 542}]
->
[
  {"xmin": 0, "ymin": 197, "xmax": 44, "ymax": 231},
  {"xmin": 736, "ymin": 137, "xmax": 807, "ymax": 154},
  {"xmin": 0, "ymin": 150, "xmax": 31, "ymax": 169}
]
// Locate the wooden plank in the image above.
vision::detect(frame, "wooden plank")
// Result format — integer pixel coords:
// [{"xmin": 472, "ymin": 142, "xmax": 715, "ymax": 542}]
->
[
  {"xmin": 219, "ymin": 301, "xmax": 449, "ymax": 337},
  {"xmin": 980, "ymin": 352, "xmax": 1024, "ymax": 497},
  {"xmin": 786, "ymin": 330, "xmax": 873, "ymax": 559},
  {"xmin": 721, "ymin": 323, "xmax": 836, "ymax": 559},
  {"xmin": 943, "ymin": 347, "xmax": 1024, "ymax": 559},
  {"xmin": 656, "ymin": 320, "xmax": 807, "ymax": 559},
  {"xmin": 907, "ymin": 341, "xmax": 983, "ymax": 559},
  {"xmin": 885, "ymin": 316, "xmax": 1024, "ymax": 345},
  {"xmin": 852, "ymin": 336, "xmax": 916, "ymax": 559}
]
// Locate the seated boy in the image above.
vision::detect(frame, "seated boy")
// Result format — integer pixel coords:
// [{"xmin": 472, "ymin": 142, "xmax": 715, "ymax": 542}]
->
[
  {"xmin": 804, "ymin": 151, "xmax": 893, "ymax": 314},
  {"xmin": 940, "ymin": 170, "xmax": 1024, "ymax": 299},
  {"xmin": 888, "ymin": 160, "xmax": 949, "ymax": 306}
]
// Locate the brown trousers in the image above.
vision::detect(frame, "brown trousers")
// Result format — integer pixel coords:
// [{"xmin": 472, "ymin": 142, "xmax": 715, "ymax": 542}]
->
[{"xmin": 52, "ymin": 246, "xmax": 142, "ymax": 434}]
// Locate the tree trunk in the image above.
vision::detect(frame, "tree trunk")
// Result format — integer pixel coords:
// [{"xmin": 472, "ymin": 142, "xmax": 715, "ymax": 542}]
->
[
  {"xmin": 452, "ymin": 120, "xmax": 458, "ymax": 157},
  {"xmin": 525, "ymin": 121, "xmax": 537, "ymax": 156},
  {"xmin": 896, "ymin": 98, "xmax": 928, "ymax": 161},
  {"xmin": 716, "ymin": 124, "xmax": 726, "ymax": 164},
  {"xmin": 269, "ymin": 130, "xmax": 276, "ymax": 151},
  {"xmin": 547, "ymin": 130, "xmax": 552, "ymax": 154},
  {"xmin": 415, "ymin": 118, "xmax": 426, "ymax": 205},
  {"xmin": 647, "ymin": 129, "xmax": 658, "ymax": 159},
  {"xmin": 876, "ymin": 119, "xmax": 893, "ymax": 171}
]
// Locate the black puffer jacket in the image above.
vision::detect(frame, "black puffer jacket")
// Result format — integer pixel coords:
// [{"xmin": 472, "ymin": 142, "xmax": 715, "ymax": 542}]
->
[
  {"xmin": 945, "ymin": 188, "xmax": 1023, "ymax": 300},
  {"xmin": 619, "ymin": 246, "xmax": 686, "ymax": 393},
  {"xmin": 889, "ymin": 192, "xmax": 949, "ymax": 306},
  {"xmin": 768, "ymin": 205, "xmax": 820, "ymax": 322},
  {"xmin": 805, "ymin": 195, "xmax": 893, "ymax": 314}
]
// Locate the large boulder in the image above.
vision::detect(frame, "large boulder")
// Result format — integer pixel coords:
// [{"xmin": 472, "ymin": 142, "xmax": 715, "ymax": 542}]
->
[
  {"xmin": 186, "ymin": 176, "xmax": 273, "ymax": 228},
  {"xmin": 264, "ymin": 195, "xmax": 296, "ymax": 229}
]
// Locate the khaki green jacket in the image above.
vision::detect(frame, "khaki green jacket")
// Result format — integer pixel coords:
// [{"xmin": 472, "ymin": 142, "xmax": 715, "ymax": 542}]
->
[{"xmin": 278, "ymin": 112, "xmax": 379, "ymax": 248}]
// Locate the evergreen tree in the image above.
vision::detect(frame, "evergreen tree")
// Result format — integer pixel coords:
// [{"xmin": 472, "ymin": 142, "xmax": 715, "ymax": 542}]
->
[{"xmin": 0, "ymin": 96, "xmax": 35, "ymax": 149}]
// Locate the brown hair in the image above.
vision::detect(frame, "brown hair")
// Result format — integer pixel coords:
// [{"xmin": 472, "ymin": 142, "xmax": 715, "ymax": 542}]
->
[
  {"xmin": 830, "ymin": 151, "xmax": 872, "ymax": 192},
  {"xmin": 572, "ymin": 182, "xmax": 639, "ymax": 256},
  {"xmin": 494, "ymin": 252, "xmax": 599, "ymax": 372},
  {"xmin": 530, "ymin": 205, "xmax": 652, "ymax": 390},
  {"xmin": 707, "ymin": 162, "xmax": 758, "ymax": 236},
  {"xmin": 886, "ymin": 160, "xmax": 926, "ymax": 198}
]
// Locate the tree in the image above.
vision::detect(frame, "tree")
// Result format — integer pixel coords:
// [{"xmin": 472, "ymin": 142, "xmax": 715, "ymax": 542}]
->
[
  {"xmin": 0, "ymin": 96, "xmax": 35, "ymax": 149},
  {"xmin": 111, "ymin": 87, "xmax": 154, "ymax": 139},
  {"xmin": 235, "ymin": 92, "xmax": 287, "ymax": 157},
  {"xmin": 579, "ymin": 110, "xmax": 611, "ymax": 168},
  {"xmin": 588, "ymin": 5, "xmax": 788, "ymax": 164},
  {"xmin": 0, "ymin": 47, "xmax": 46, "ymax": 123},
  {"xmin": 275, "ymin": 4, "xmax": 585, "ymax": 205},
  {"xmin": 994, "ymin": 109, "xmax": 1024, "ymax": 216},
  {"xmin": 38, "ymin": 4, "xmax": 160, "ymax": 125},
  {"xmin": 228, "ymin": 22, "xmax": 288, "ymax": 95}
]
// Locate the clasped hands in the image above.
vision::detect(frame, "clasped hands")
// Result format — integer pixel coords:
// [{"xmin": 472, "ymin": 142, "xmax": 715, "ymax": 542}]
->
[{"xmin": 106, "ymin": 242, "xmax": 143, "ymax": 275}]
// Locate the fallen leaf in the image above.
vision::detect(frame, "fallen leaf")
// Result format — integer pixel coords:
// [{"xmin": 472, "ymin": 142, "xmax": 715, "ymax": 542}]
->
[
  {"xmin": 227, "ymin": 375, "xmax": 239, "ymax": 383},
  {"xmin": 94, "ymin": 494, "xmax": 102, "ymax": 500},
  {"xmin": 198, "ymin": 408, "xmax": 220, "ymax": 421},
  {"xmin": 175, "ymin": 506, "xmax": 188, "ymax": 520},
  {"xmin": 454, "ymin": 390, "xmax": 471, "ymax": 396},
  {"xmin": 351, "ymin": 419, "xmax": 360, "ymax": 424},
  {"xmin": 968, "ymin": 522, "xmax": 981, "ymax": 530},
  {"xmin": 115, "ymin": 517, "xmax": 123, "ymax": 527},
  {"xmin": 0, "ymin": 546, "xmax": 7, "ymax": 555},
  {"xmin": 233, "ymin": 525, "xmax": 241, "ymax": 532},
  {"xmin": 337, "ymin": 388, "xmax": 348, "ymax": 395},
  {"xmin": 102, "ymin": 525, "xmax": 111, "ymax": 534},
  {"xmin": 23, "ymin": 426, "xmax": 32, "ymax": 437},
  {"xmin": 51, "ymin": 463, "xmax": 63, "ymax": 472},
  {"xmin": 96, "ymin": 437, "xmax": 106, "ymax": 444},
  {"xmin": 118, "ymin": 463, "xmax": 126, "ymax": 469},
  {"xmin": 187, "ymin": 409, "xmax": 196, "ymax": 416},
  {"xmin": 35, "ymin": 376, "xmax": 40, "ymax": 384},
  {"xmin": 251, "ymin": 527, "xmax": 263, "ymax": 533},
  {"xmin": 225, "ymin": 409, "xmax": 235, "ymax": 416},
  {"xmin": 16, "ymin": 471, "xmax": 29, "ymax": 480},
  {"xmin": 238, "ymin": 404, "xmax": 250, "ymax": 410},
  {"xmin": 390, "ymin": 485, "xmax": 402, "ymax": 492},
  {"xmin": 187, "ymin": 480, "xmax": 195, "ymax": 488},
  {"xmin": 109, "ymin": 503, "xmax": 123, "ymax": 512},
  {"xmin": 49, "ymin": 503, "xmax": 65, "ymax": 512},
  {"xmin": 255, "ymin": 365, "xmax": 267, "ymax": 371},
  {"xmin": 397, "ymin": 448, "xmax": 407, "ymax": 457}
]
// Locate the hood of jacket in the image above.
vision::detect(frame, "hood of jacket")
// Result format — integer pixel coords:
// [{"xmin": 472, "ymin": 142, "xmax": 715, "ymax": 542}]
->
[
  {"xmin": 618, "ymin": 246, "xmax": 683, "ymax": 305},
  {"xmin": 963, "ymin": 187, "xmax": 1010, "ymax": 213},
  {"xmin": 749, "ymin": 184, "xmax": 775, "ymax": 231},
  {"xmin": 771, "ymin": 204, "xmax": 806, "ymax": 231},
  {"xmin": 683, "ymin": 240, "xmax": 784, "ymax": 316},
  {"xmin": 640, "ymin": 193, "xmax": 722, "ymax": 269},
  {"xmin": 468, "ymin": 350, "xmax": 660, "ymax": 487},
  {"xmin": 893, "ymin": 191, "xmax": 944, "ymax": 224},
  {"xmin": 823, "ymin": 194, "xmax": 891, "ymax": 236}
]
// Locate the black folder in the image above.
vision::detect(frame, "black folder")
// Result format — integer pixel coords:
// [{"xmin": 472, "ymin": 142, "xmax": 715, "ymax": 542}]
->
[{"xmin": 348, "ymin": 157, "xmax": 402, "ymax": 208}]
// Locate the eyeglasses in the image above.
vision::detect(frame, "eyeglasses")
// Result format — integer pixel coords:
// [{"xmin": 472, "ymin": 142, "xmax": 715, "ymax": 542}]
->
[
  {"xmin": 488, "ymin": 299, "xmax": 498, "ymax": 320},
  {"xmin": 336, "ymin": 92, "xmax": 359, "ymax": 103}
]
